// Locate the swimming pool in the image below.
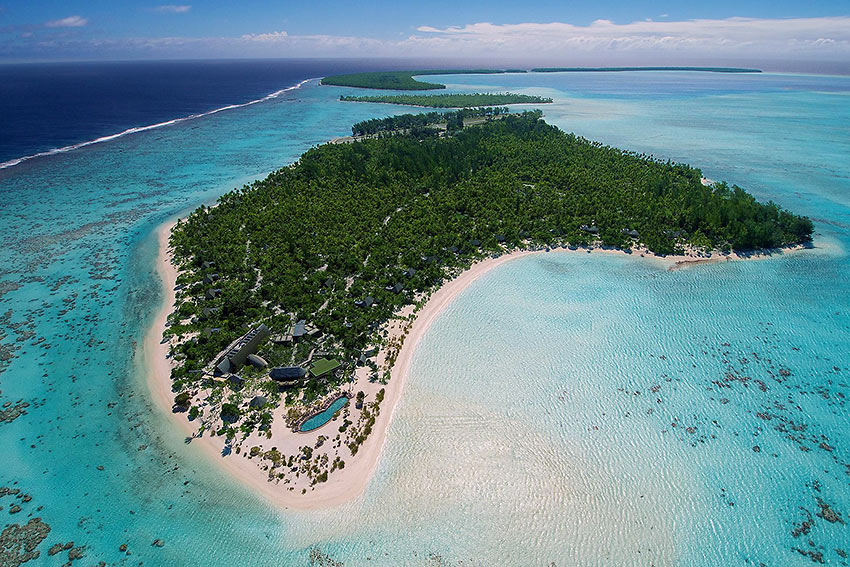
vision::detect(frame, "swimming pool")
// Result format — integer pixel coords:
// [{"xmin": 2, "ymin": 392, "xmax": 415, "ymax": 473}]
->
[{"xmin": 299, "ymin": 396, "xmax": 349, "ymax": 432}]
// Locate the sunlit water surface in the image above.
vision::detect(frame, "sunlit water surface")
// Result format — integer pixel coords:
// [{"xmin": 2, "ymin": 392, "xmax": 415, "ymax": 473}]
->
[{"xmin": 1, "ymin": 70, "xmax": 848, "ymax": 566}]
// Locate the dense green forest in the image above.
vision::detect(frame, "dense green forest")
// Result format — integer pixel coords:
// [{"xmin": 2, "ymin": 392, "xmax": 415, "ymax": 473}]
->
[
  {"xmin": 167, "ymin": 112, "xmax": 811, "ymax": 408},
  {"xmin": 531, "ymin": 66, "xmax": 762, "ymax": 73},
  {"xmin": 321, "ymin": 69, "xmax": 522, "ymax": 90},
  {"xmin": 340, "ymin": 92, "xmax": 553, "ymax": 108},
  {"xmin": 350, "ymin": 107, "xmax": 510, "ymax": 136},
  {"xmin": 320, "ymin": 68, "xmax": 760, "ymax": 90}
]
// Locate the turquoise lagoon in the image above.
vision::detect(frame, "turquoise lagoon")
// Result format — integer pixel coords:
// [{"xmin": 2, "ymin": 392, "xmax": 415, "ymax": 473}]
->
[{"xmin": 0, "ymin": 71, "xmax": 848, "ymax": 565}]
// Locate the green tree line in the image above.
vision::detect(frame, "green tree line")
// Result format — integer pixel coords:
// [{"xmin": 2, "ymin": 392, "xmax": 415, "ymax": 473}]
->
[
  {"xmin": 340, "ymin": 92, "xmax": 553, "ymax": 108},
  {"xmin": 167, "ymin": 112, "xmax": 812, "ymax": 399}
]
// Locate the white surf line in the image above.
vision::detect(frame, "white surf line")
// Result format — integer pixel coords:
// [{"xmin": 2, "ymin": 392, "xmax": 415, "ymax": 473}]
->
[{"xmin": 0, "ymin": 78, "xmax": 319, "ymax": 171}]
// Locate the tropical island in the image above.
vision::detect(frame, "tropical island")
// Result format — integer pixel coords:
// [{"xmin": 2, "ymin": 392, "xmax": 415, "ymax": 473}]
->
[
  {"xmin": 320, "ymin": 67, "xmax": 762, "ymax": 90},
  {"xmin": 152, "ymin": 111, "xmax": 812, "ymax": 507},
  {"xmin": 530, "ymin": 66, "xmax": 762, "ymax": 73},
  {"xmin": 320, "ymin": 69, "xmax": 517, "ymax": 90},
  {"xmin": 339, "ymin": 92, "xmax": 553, "ymax": 108}
]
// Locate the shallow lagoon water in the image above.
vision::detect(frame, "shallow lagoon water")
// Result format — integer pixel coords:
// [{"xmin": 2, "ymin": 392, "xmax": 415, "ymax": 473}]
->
[{"xmin": 0, "ymin": 69, "xmax": 848, "ymax": 565}]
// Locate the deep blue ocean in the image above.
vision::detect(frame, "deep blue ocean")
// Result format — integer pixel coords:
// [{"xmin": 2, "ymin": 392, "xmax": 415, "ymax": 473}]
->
[
  {"xmin": 0, "ymin": 58, "xmax": 451, "ymax": 166},
  {"xmin": 0, "ymin": 61, "xmax": 848, "ymax": 566}
]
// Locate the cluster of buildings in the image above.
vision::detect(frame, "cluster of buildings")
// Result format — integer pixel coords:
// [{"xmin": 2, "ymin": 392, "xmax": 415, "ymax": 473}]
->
[{"xmin": 209, "ymin": 322, "xmax": 343, "ymax": 392}]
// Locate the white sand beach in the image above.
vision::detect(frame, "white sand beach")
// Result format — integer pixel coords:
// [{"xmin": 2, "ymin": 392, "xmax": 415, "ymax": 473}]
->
[{"xmin": 144, "ymin": 218, "xmax": 807, "ymax": 509}]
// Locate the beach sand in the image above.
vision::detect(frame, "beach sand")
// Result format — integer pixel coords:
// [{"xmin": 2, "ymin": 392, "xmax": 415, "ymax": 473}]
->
[{"xmin": 144, "ymin": 219, "xmax": 807, "ymax": 509}]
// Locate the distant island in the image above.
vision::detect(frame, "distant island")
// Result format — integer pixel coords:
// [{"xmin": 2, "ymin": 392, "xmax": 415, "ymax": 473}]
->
[
  {"xmin": 321, "ymin": 67, "xmax": 762, "ymax": 90},
  {"xmin": 153, "ymin": 111, "xmax": 811, "ymax": 507},
  {"xmin": 339, "ymin": 92, "xmax": 553, "ymax": 108},
  {"xmin": 531, "ymin": 66, "xmax": 762, "ymax": 73},
  {"xmin": 320, "ymin": 69, "xmax": 520, "ymax": 90}
]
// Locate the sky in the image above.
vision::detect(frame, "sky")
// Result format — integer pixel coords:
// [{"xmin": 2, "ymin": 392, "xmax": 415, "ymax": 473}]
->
[{"xmin": 1, "ymin": 1, "xmax": 849, "ymax": 63}]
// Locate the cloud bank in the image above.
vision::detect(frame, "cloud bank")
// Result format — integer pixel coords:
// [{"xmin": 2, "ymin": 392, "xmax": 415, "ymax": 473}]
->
[
  {"xmin": 6, "ymin": 16, "xmax": 850, "ymax": 62},
  {"xmin": 410, "ymin": 17, "xmax": 850, "ymax": 58}
]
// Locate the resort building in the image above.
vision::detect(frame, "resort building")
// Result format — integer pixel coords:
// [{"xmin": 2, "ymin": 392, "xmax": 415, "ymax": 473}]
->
[
  {"xmin": 270, "ymin": 366, "xmax": 308, "ymax": 388},
  {"xmin": 200, "ymin": 306, "xmax": 220, "ymax": 319},
  {"xmin": 309, "ymin": 358, "xmax": 341, "ymax": 380},
  {"xmin": 287, "ymin": 319, "xmax": 320, "ymax": 342},
  {"xmin": 214, "ymin": 323, "xmax": 270, "ymax": 374},
  {"xmin": 270, "ymin": 366, "xmax": 308, "ymax": 381},
  {"xmin": 246, "ymin": 354, "xmax": 268, "ymax": 368}
]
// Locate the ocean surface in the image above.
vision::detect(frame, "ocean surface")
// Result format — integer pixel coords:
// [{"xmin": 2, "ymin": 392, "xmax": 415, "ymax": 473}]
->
[
  {"xmin": 0, "ymin": 58, "xmax": 447, "ymax": 168},
  {"xmin": 0, "ymin": 63, "xmax": 848, "ymax": 566}
]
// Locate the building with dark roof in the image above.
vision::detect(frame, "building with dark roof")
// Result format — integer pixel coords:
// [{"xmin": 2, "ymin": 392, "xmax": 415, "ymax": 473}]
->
[
  {"xmin": 200, "ymin": 307, "xmax": 220, "ymax": 319},
  {"xmin": 214, "ymin": 323, "xmax": 270, "ymax": 374},
  {"xmin": 270, "ymin": 366, "xmax": 308, "ymax": 382},
  {"xmin": 292, "ymin": 319, "xmax": 307, "ymax": 339}
]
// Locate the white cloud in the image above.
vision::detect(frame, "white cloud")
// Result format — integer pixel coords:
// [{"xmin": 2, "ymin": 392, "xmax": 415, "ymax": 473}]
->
[
  {"xmin": 241, "ymin": 30, "xmax": 288, "ymax": 42},
  {"xmin": 11, "ymin": 15, "xmax": 850, "ymax": 62},
  {"xmin": 155, "ymin": 5, "xmax": 192, "ymax": 14},
  {"xmin": 409, "ymin": 17, "xmax": 850, "ymax": 57},
  {"xmin": 45, "ymin": 15, "xmax": 88, "ymax": 28}
]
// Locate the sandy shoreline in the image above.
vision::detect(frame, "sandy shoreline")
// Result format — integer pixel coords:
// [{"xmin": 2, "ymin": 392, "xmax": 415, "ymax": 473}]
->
[{"xmin": 144, "ymin": 218, "xmax": 806, "ymax": 510}]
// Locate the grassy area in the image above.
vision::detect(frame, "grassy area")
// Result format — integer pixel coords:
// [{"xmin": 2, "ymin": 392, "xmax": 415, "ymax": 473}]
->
[
  {"xmin": 531, "ymin": 66, "xmax": 762, "ymax": 73},
  {"xmin": 321, "ymin": 69, "xmax": 518, "ymax": 90},
  {"xmin": 339, "ymin": 92, "xmax": 553, "ymax": 108}
]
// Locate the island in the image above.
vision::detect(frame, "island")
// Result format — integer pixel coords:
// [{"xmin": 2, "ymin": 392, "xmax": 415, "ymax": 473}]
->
[
  {"xmin": 150, "ymin": 111, "xmax": 812, "ymax": 508},
  {"xmin": 530, "ymin": 66, "xmax": 762, "ymax": 73},
  {"xmin": 320, "ymin": 67, "xmax": 762, "ymax": 90},
  {"xmin": 320, "ymin": 69, "xmax": 514, "ymax": 90},
  {"xmin": 339, "ymin": 92, "xmax": 553, "ymax": 108}
]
